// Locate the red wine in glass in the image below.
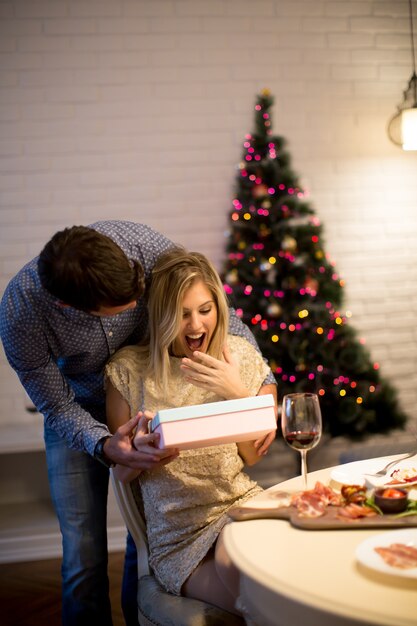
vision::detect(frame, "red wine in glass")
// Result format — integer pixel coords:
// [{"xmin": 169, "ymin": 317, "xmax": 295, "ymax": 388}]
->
[
  {"xmin": 282, "ymin": 393, "xmax": 322, "ymax": 489},
  {"xmin": 285, "ymin": 430, "xmax": 321, "ymax": 450}
]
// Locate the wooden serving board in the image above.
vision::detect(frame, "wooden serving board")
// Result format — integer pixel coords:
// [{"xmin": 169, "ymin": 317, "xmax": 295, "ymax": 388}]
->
[{"xmin": 227, "ymin": 504, "xmax": 417, "ymax": 530}]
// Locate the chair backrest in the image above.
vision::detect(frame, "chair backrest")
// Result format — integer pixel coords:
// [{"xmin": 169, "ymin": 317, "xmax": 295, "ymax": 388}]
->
[{"xmin": 110, "ymin": 469, "xmax": 150, "ymax": 578}]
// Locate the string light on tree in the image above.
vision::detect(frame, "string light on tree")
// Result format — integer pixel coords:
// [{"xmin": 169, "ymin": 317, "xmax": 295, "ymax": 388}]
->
[{"xmin": 222, "ymin": 90, "xmax": 407, "ymax": 438}]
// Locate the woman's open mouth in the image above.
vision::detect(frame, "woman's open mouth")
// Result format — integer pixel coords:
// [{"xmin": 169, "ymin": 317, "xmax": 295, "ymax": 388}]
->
[{"xmin": 185, "ymin": 333, "xmax": 205, "ymax": 351}]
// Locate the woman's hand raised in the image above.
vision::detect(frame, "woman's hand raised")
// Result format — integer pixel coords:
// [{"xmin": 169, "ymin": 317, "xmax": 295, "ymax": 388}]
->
[{"xmin": 180, "ymin": 344, "xmax": 250, "ymax": 400}]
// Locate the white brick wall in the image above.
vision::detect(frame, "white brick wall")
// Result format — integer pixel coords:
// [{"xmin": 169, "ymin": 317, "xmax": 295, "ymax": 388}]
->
[{"xmin": 0, "ymin": 0, "xmax": 416, "ymax": 429}]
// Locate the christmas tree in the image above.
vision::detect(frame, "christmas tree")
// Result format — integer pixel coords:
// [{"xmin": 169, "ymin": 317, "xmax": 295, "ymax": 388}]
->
[{"xmin": 223, "ymin": 90, "xmax": 407, "ymax": 438}]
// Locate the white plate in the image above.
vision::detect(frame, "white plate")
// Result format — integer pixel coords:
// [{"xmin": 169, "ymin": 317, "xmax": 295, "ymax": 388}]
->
[
  {"xmin": 330, "ymin": 455, "xmax": 417, "ymax": 488},
  {"xmin": 355, "ymin": 528, "xmax": 417, "ymax": 579}
]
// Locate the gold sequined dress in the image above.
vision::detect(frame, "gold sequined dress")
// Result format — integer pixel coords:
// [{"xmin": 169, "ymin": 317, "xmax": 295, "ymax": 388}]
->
[{"xmin": 105, "ymin": 334, "xmax": 272, "ymax": 594}]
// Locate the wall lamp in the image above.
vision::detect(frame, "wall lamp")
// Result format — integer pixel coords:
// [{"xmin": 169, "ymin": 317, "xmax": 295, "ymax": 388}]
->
[{"xmin": 387, "ymin": 0, "xmax": 417, "ymax": 150}]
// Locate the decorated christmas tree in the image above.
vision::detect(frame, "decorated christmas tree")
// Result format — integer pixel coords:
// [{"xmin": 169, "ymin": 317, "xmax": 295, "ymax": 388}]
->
[{"xmin": 223, "ymin": 90, "xmax": 407, "ymax": 438}]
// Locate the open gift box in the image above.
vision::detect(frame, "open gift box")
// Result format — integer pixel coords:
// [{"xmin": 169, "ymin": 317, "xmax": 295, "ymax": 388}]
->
[{"xmin": 149, "ymin": 394, "xmax": 276, "ymax": 450}]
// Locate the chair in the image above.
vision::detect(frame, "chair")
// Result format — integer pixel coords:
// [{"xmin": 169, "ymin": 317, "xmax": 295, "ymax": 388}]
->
[{"xmin": 110, "ymin": 470, "xmax": 245, "ymax": 626}]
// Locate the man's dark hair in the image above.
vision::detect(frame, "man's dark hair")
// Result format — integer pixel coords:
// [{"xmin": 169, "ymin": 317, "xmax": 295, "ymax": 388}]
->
[{"xmin": 38, "ymin": 226, "xmax": 145, "ymax": 312}]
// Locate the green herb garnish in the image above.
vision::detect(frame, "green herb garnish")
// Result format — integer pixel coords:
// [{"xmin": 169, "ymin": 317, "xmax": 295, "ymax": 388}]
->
[
  {"xmin": 365, "ymin": 496, "xmax": 383, "ymax": 515},
  {"xmin": 393, "ymin": 499, "xmax": 417, "ymax": 518}
]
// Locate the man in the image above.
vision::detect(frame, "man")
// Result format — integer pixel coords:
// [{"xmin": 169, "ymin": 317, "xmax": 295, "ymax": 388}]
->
[{"xmin": 0, "ymin": 221, "xmax": 276, "ymax": 626}]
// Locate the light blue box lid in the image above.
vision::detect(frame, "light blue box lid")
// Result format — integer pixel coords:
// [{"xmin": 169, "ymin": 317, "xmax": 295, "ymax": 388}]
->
[{"xmin": 150, "ymin": 393, "xmax": 274, "ymax": 431}]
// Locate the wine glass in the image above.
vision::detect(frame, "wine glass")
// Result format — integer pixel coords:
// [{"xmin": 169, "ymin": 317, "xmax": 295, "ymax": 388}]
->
[{"xmin": 281, "ymin": 392, "xmax": 322, "ymax": 490}]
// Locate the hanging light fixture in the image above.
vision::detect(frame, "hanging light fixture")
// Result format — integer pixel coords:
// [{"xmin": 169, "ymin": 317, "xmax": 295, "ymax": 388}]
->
[{"xmin": 387, "ymin": 0, "xmax": 417, "ymax": 150}]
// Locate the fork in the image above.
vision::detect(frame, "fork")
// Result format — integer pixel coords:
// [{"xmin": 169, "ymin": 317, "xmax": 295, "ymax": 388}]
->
[{"xmin": 363, "ymin": 449, "xmax": 417, "ymax": 478}]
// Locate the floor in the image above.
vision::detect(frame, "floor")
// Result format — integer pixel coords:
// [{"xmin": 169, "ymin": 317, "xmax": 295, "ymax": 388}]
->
[{"xmin": 0, "ymin": 551, "xmax": 125, "ymax": 626}]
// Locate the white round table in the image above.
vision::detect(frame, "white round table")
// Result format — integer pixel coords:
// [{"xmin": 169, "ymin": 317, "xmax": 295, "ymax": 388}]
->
[{"xmin": 224, "ymin": 462, "xmax": 417, "ymax": 626}]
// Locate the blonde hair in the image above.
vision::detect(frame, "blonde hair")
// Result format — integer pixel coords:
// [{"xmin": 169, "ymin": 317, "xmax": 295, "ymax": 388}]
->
[{"xmin": 146, "ymin": 247, "xmax": 229, "ymax": 394}]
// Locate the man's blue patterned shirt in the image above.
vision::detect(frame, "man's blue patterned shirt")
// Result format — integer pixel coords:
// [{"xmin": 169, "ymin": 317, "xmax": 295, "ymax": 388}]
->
[{"xmin": 0, "ymin": 221, "xmax": 275, "ymax": 456}]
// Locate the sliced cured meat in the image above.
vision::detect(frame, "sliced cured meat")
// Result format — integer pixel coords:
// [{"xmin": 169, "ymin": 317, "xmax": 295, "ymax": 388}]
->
[
  {"xmin": 294, "ymin": 493, "xmax": 327, "ymax": 518},
  {"xmin": 337, "ymin": 503, "xmax": 378, "ymax": 520},
  {"xmin": 314, "ymin": 481, "xmax": 344, "ymax": 506},
  {"xmin": 375, "ymin": 543, "xmax": 417, "ymax": 569},
  {"xmin": 291, "ymin": 483, "xmax": 335, "ymax": 518}
]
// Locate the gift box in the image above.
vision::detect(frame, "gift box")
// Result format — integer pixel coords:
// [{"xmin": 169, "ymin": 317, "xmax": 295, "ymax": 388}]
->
[{"xmin": 149, "ymin": 394, "xmax": 276, "ymax": 450}]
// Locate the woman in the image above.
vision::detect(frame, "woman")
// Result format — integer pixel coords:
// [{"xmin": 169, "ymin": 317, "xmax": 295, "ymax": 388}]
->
[{"xmin": 105, "ymin": 247, "xmax": 277, "ymax": 615}]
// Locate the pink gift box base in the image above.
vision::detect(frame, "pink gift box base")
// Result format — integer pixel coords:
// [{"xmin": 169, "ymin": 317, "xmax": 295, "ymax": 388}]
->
[{"xmin": 150, "ymin": 394, "xmax": 276, "ymax": 450}]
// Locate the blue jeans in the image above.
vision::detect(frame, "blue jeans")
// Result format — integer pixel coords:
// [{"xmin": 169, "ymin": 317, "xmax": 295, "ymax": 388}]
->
[
  {"xmin": 45, "ymin": 427, "xmax": 138, "ymax": 626},
  {"xmin": 122, "ymin": 531, "xmax": 140, "ymax": 626}
]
